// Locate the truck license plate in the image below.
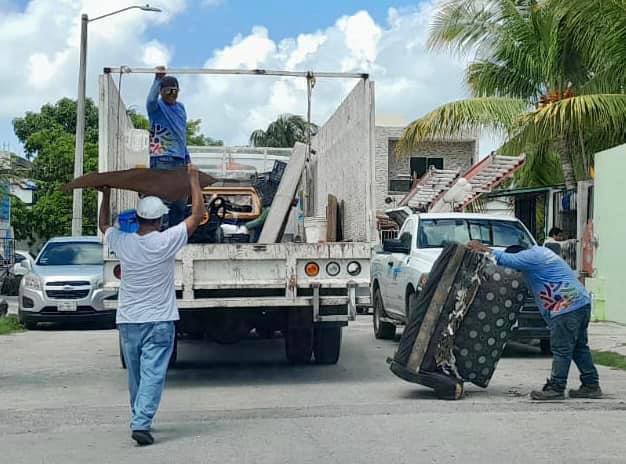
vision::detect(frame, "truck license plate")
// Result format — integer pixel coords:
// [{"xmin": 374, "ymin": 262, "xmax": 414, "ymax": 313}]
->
[{"xmin": 58, "ymin": 301, "xmax": 78, "ymax": 312}]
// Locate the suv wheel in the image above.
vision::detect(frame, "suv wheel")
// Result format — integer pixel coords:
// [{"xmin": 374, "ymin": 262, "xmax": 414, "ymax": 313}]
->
[{"xmin": 373, "ymin": 287, "xmax": 396, "ymax": 340}]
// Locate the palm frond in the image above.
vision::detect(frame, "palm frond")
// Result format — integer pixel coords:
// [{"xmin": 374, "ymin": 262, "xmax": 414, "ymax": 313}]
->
[
  {"xmin": 508, "ymin": 94, "xmax": 626, "ymax": 153},
  {"xmin": 397, "ymin": 97, "xmax": 528, "ymax": 155}
]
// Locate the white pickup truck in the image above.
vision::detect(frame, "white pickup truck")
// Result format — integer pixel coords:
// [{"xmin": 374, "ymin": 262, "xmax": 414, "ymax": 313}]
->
[{"xmin": 371, "ymin": 209, "xmax": 551, "ymax": 352}]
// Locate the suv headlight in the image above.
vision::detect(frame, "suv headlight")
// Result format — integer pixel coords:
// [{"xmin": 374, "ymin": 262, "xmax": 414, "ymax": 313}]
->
[{"xmin": 23, "ymin": 274, "xmax": 42, "ymax": 291}]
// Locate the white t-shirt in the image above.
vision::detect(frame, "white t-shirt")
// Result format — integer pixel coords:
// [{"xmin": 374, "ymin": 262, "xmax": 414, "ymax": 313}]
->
[{"xmin": 105, "ymin": 223, "xmax": 188, "ymax": 323}]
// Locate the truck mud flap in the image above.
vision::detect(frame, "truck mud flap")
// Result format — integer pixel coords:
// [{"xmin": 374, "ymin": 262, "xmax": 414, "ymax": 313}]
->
[{"xmin": 389, "ymin": 243, "xmax": 528, "ymax": 397}]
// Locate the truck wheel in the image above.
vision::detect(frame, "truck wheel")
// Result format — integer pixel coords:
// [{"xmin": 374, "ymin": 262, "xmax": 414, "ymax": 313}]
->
[
  {"xmin": 285, "ymin": 328, "xmax": 313, "ymax": 364},
  {"xmin": 540, "ymin": 339, "xmax": 552, "ymax": 356},
  {"xmin": 313, "ymin": 327, "xmax": 342, "ymax": 364},
  {"xmin": 373, "ymin": 288, "xmax": 396, "ymax": 340}
]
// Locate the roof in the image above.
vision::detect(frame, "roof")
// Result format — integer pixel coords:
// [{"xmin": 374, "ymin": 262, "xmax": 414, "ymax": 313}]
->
[
  {"xmin": 47, "ymin": 236, "xmax": 102, "ymax": 243},
  {"xmin": 415, "ymin": 212, "xmax": 521, "ymax": 222}
]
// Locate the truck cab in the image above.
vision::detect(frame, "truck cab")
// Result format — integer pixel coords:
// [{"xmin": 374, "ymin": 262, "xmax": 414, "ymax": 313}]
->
[{"xmin": 371, "ymin": 210, "xmax": 550, "ymax": 352}]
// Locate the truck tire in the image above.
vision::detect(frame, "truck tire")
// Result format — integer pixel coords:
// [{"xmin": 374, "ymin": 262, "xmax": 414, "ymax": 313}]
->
[
  {"xmin": 373, "ymin": 287, "xmax": 396, "ymax": 340},
  {"xmin": 285, "ymin": 328, "xmax": 313, "ymax": 364},
  {"xmin": 313, "ymin": 327, "xmax": 342, "ymax": 364},
  {"xmin": 540, "ymin": 339, "xmax": 552, "ymax": 355}
]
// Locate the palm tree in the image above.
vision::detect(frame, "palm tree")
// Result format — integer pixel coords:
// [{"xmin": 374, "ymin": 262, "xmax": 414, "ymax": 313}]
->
[
  {"xmin": 249, "ymin": 114, "xmax": 318, "ymax": 148},
  {"xmin": 398, "ymin": 0, "xmax": 626, "ymax": 189}
]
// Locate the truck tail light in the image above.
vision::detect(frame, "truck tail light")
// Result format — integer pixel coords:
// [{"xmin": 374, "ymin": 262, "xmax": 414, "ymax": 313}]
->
[
  {"xmin": 326, "ymin": 262, "xmax": 340, "ymax": 276},
  {"xmin": 304, "ymin": 262, "xmax": 320, "ymax": 277},
  {"xmin": 113, "ymin": 264, "xmax": 122, "ymax": 280}
]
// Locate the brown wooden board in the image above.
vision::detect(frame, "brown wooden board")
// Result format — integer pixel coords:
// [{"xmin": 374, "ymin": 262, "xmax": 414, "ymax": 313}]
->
[
  {"xmin": 406, "ymin": 246, "xmax": 466, "ymax": 373},
  {"xmin": 326, "ymin": 194, "xmax": 338, "ymax": 242},
  {"xmin": 62, "ymin": 167, "xmax": 217, "ymax": 202}
]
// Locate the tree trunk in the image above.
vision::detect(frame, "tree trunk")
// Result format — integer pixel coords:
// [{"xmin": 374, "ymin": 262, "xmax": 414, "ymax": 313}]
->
[{"xmin": 557, "ymin": 138, "xmax": 577, "ymax": 190}]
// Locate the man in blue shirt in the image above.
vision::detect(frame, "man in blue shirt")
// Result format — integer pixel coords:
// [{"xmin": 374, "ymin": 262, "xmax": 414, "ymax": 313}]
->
[
  {"xmin": 147, "ymin": 66, "xmax": 189, "ymax": 227},
  {"xmin": 468, "ymin": 241, "xmax": 602, "ymax": 400}
]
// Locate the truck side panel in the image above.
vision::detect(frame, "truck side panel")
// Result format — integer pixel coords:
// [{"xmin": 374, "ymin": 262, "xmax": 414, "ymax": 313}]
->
[{"xmin": 310, "ymin": 79, "xmax": 376, "ymax": 243}]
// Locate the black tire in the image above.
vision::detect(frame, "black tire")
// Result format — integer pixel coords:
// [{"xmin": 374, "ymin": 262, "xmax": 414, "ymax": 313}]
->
[
  {"xmin": 313, "ymin": 326, "xmax": 342, "ymax": 364},
  {"xmin": 373, "ymin": 287, "xmax": 396, "ymax": 340},
  {"xmin": 285, "ymin": 328, "xmax": 313, "ymax": 364},
  {"xmin": 540, "ymin": 339, "xmax": 552, "ymax": 355},
  {"xmin": 18, "ymin": 312, "xmax": 37, "ymax": 330}
]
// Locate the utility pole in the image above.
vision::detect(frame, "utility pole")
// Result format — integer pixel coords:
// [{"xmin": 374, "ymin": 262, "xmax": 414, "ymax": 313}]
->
[
  {"xmin": 71, "ymin": 14, "xmax": 88, "ymax": 237},
  {"xmin": 71, "ymin": 5, "xmax": 162, "ymax": 236}
]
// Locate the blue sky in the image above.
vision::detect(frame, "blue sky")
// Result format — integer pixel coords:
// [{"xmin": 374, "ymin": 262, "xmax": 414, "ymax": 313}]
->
[{"xmin": 156, "ymin": 0, "xmax": 407, "ymax": 67}]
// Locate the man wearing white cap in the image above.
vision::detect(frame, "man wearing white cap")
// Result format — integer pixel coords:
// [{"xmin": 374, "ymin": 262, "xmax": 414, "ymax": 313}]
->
[{"xmin": 98, "ymin": 165, "xmax": 205, "ymax": 446}]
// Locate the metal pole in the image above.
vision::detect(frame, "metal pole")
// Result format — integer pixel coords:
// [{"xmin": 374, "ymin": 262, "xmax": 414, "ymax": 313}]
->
[
  {"xmin": 72, "ymin": 13, "xmax": 88, "ymax": 237},
  {"xmin": 104, "ymin": 67, "xmax": 369, "ymax": 79}
]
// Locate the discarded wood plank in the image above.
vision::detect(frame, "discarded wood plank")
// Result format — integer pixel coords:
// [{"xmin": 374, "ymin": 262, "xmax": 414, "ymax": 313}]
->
[
  {"xmin": 326, "ymin": 194, "xmax": 338, "ymax": 242},
  {"xmin": 406, "ymin": 245, "xmax": 466, "ymax": 373},
  {"xmin": 258, "ymin": 143, "xmax": 307, "ymax": 243}
]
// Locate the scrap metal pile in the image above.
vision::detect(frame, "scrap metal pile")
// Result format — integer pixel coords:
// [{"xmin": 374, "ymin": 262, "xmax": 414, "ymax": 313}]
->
[{"xmin": 389, "ymin": 243, "xmax": 528, "ymax": 400}]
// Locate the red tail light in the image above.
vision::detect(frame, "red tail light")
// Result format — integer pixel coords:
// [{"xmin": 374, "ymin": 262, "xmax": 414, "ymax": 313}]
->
[{"xmin": 113, "ymin": 264, "xmax": 122, "ymax": 280}]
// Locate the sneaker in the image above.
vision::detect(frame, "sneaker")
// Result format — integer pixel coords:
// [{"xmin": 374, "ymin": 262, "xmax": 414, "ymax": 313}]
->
[
  {"xmin": 131, "ymin": 430, "xmax": 154, "ymax": 446},
  {"xmin": 530, "ymin": 379, "xmax": 565, "ymax": 401},
  {"xmin": 569, "ymin": 384, "xmax": 603, "ymax": 399}
]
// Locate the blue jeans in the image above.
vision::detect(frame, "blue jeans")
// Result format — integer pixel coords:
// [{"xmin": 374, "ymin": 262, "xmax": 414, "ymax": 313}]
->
[
  {"xmin": 549, "ymin": 305, "xmax": 599, "ymax": 391},
  {"xmin": 150, "ymin": 155, "xmax": 188, "ymax": 227},
  {"xmin": 118, "ymin": 321, "xmax": 175, "ymax": 431}
]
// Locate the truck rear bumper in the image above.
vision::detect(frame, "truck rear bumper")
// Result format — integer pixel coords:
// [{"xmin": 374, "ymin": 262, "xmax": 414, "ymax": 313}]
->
[{"xmin": 104, "ymin": 295, "xmax": 372, "ymax": 322}]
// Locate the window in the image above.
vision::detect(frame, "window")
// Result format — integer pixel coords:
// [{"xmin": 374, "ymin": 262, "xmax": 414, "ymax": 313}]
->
[
  {"xmin": 410, "ymin": 157, "xmax": 444, "ymax": 178},
  {"xmin": 417, "ymin": 219, "xmax": 534, "ymax": 249},
  {"xmin": 37, "ymin": 242, "xmax": 103, "ymax": 266}
]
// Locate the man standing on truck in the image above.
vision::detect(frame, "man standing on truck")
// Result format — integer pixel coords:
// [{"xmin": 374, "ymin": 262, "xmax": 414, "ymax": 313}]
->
[
  {"xmin": 147, "ymin": 66, "xmax": 189, "ymax": 227},
  {"xmin": 467, "ymin": 241, "xmax": 602, "ymax": 401},
  {"xmin": 99, "ymin": 165, "xmax": 206, "ymax": 446}
]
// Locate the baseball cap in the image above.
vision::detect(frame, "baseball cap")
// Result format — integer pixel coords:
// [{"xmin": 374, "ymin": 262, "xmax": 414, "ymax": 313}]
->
[
  {"xmin": 136, "ymin": 196, "xmax": 169, "ymax": 220},
  {"xmin": 160, "ymin": 76, "xmax": 179, "ymax": 89}
]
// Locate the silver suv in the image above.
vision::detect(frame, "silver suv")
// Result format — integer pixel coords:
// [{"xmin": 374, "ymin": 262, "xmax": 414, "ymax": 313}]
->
[{"xmin": 17, "ymin": 237, "xmax": 115, "ymax": 329}]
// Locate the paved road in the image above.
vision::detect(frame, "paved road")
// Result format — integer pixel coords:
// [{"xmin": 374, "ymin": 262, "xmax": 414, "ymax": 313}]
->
[{"xmin": 1, "ymin": 316, "xmax": 625, "ymax": 464}]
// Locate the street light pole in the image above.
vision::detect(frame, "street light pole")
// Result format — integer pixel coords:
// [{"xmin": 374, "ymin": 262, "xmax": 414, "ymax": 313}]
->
[
  {"xmin": 71, "ymin": 13, "xmax": 88, "ymax": 237},
  {"xmin": 71, "ymin": 5, "xmax": 162, "ymax": 236}
]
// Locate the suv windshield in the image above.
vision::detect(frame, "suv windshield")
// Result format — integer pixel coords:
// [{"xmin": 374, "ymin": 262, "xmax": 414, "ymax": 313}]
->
[
  {"xmin": 418, "ymin": 219, "xmax": 534, "ymax": 249},
  {"xmin": 37, "ymin": 242, "xmax": 103, "ymax": 266}
]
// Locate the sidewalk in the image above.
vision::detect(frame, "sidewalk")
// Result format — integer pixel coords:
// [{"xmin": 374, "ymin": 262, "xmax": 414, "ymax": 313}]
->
[{"xmin": 589, "ymin": 321, "xmax": 626, "ymax": 355}]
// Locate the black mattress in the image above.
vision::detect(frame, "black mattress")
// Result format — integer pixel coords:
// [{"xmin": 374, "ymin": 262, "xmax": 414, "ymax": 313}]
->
[{"xmin": 389, "ymin": 243, "xmax": 528, "ymax": 399}]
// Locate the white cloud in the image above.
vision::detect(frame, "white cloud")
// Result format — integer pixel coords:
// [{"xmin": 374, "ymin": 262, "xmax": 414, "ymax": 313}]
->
[
  {"xmin": 0, "ymin": 1, "xmax": 497, "ymax": 155},
  {"xmin": 0, "ymin": 0, "xmax": 185, "ymax": 149},
  {"xmin": 176, "ymin": 3, "xmax": 477, "ymax": 151}
]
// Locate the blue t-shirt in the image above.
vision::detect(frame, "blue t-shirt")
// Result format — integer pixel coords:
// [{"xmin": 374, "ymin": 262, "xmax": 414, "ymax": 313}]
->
[
  {"xmin": 146, "ymin": 79, "xmax": 189, "ymax": 162},
  {"xmin": 492, "ymin": 246, "xmax": 590, "ymax": 320}
]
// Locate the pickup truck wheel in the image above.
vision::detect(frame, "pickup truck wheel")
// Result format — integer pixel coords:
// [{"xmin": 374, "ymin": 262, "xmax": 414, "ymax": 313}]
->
[
  {"xmin": 285, "ymin": 328, "xmax": 313, "ymax": 364},
  {"xmin": 540, "ymin": 339, "xmax": 552, "ymax": 355},
  {"xmin": 373, "ymin": 288, "xmax": 396, "ymax": 340},
  {"xmin": 313, "ymin": 327, "xmax": 342, "ymax": 364}
]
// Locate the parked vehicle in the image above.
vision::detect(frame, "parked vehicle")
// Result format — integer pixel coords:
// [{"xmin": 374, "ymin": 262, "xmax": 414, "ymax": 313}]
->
[
  {"xmin": 370, "ymin": 209, "xmax": 551, "ymax": 353},
  {"xmin": 18, "ymin": 237, "xmax": 115, "ymax": 329},
  {"xmin": 99, "ymin": 68, "xmax": 375, "ymax": 365}
]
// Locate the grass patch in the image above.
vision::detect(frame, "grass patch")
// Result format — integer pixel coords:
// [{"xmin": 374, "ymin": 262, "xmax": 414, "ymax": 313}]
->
[
  {"xmin": 0, "ymin": 315, "xmax": 24, "ymax": 335},
  {"xmin": 592, "ymin": 350, "xmax": 626, "ymax": 371}
]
